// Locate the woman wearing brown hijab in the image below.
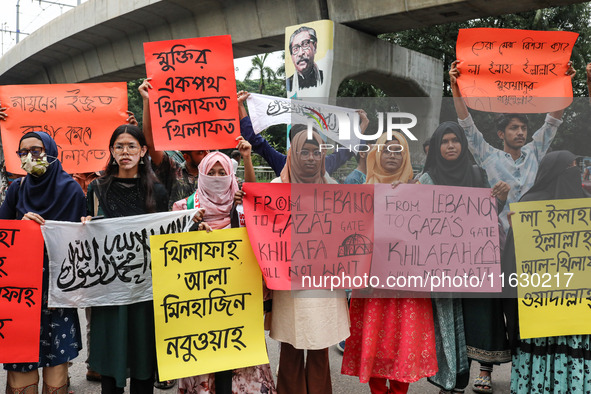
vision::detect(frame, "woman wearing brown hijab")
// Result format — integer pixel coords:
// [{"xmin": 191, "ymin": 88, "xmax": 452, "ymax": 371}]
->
[{"xmin": 270, "ymin": 129, "xmax": 350, "ymax": 394}]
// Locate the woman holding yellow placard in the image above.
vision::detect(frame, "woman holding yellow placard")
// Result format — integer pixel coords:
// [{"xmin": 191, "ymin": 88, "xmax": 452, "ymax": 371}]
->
[
  {"xmin": 173, "ymin": 147, "xmax": 276, "ymax": 394},
  {"xmin": 504, "ymin": 150, "xmax": 589, "ymax": 394}
]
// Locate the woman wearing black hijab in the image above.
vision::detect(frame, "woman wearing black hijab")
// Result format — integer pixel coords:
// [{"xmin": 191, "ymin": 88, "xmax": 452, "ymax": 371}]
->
[
  {"xmin": 0, "ymin": 131, "xmax": 86, "ymax": 394},
  {"xmin": 504, "ymin": 151, "xmax": 589, "ymax": 393},
  {"xmin": 419, "ymin": 122, "xmax": 511, "ymax": 394}
]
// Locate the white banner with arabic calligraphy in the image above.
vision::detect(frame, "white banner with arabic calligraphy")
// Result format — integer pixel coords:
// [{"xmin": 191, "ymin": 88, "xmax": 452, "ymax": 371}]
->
[
  {"xmin": 246, "ymin": 93, "xmax": 359, "ymax": 145},
  {"xmin": 42, "ymin": 209, "xmax": 200, "ymax": 308}
]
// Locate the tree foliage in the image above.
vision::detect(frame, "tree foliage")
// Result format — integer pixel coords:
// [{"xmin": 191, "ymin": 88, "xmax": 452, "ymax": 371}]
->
[
  {"xmin": 244, "ymin": 54, "xmax": 277, "ymax": 94},
  {"xmin": 238, "ymin": 64, "xmax": 288, "ymax": 157},
  {"xmin": 127, "ymin": 78, "xmax": 144, "ymax": 128}
]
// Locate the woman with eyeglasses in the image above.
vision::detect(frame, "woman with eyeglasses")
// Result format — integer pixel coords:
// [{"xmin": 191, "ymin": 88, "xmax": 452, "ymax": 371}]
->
[
  {"xmin": 341, "ymin": 132, "xmax": 438, "ymax": 394},
  {"xmin": 0, "ymin": 132, "xmax": 86, "ymax": 394},
  {"xmin": 270, "ymin": 128, "xmax": 350, "ymax": 394},
  {"xmin": 81, "ymin": 125, "xmax": 168, "ymax": 394}
]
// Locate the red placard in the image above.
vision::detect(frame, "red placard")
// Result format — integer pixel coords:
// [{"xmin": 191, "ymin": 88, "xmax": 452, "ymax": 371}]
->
[
  {"xmin": 243, "ymin": 183, "xmax": 292, "ymax": 290},
  {"xmin": 243, "ymin": 183, "xmax": 374, "ymax": 290},
  {"xmin": 0, "ymin": 83, "xmax": 127, "ymax": 174},
  {"xmin": 0, "ymin": 220, "xmax": 44, "ymax": 363},
  {"xmin": 456, "ymin": 28, "xmax": 578, "ymax": 113},
  {"xmin": 144, "ymin": 35, "xmax": 239, "ymax": 151}
]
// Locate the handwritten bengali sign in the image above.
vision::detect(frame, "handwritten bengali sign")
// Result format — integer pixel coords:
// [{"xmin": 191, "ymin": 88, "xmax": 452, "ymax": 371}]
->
[
  {"xmin": 144, "ymin": 35, "xmax": 239, "ymax": 151},
  {"xmin": 150, "ymin": 228, "xmax": 268, "ymax": 381},
  {"xmin": 0, "ymin": 221, "xmax": 44, "ymax": 363},
  {"xmin": 0, "ymin": 83, "xmax": 127, "ymax": 174},
  {"xmin": 372, "ymin": 184, "xmax": 501, "ymax": 292},
  {"xmin": 511, "ymin": 198, "xmax": 591, "ymax": 339},
  {"xmin": 41, "ymin": 209, "xmax": 199, "ymax": 307},
  {"xmin": 456, "ymin": 28, "xmax": 578, "ymax": 113},
  {"xmin": 243, "ymin": 183, "xmax": 374, "ymax": 290}
]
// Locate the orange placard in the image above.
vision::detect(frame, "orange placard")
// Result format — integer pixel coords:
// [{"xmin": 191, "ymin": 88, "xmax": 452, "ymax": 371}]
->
[
  {"xmin": 456, "ymin": 28, "xmax": 578, "ymax": 113},
  {"xmin": 144, "ymin": 35, "xmax": 239, "ymax": 151},
  {"xmin": 0, "ymin": 83, "xmax": 127, "ymax": 175},
  {"xmin": 0, "ymin": 221, "xmax": 44, "ymax": 363}
]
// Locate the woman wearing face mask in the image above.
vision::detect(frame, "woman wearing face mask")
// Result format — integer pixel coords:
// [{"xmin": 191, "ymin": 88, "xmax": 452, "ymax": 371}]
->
[
  {"xmin": 341, "ymin": 132, "xmax": 438, "ymax": 394},
  {"xmin": 82, "ymin": 125, "xmax": 168, "ymax": 394},
  {"xmin": 270, "ymin": 128, "xmax": 350, "ymax": 394},
  {"xmin": 419, "ymin": 122, "xmax": 510, "ymax": 394},
  {"xmin": 175, "ymin": 144, "xmax": 277, "ymax": 394},
  {"xmin": 0, "ymin": 132, "xmax": 86, "ymax": 394}
]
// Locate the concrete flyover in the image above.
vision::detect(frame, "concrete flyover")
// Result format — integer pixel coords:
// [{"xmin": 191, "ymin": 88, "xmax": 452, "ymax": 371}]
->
[{"xmin": 0, "ymin": 0, "xmax": 587, "ymax": 85}]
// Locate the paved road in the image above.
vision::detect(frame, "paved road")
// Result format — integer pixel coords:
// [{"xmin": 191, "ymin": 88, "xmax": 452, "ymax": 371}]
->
[{"xmin": 1, "ymin": 309, "xmax": 512, "ymax": 393}]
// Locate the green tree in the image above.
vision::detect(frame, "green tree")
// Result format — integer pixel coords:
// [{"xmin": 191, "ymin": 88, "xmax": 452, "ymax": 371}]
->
[
  {"xmin": 127, "ymin": 78, "xmax": 144, "ymax": 127},
  {"xmin": 238, "ymin": 53, "xmax": 288, "ymax": 156},
  {"xmin": 337, "ymin": 79, "xmax": 385, "ymax": 97},
  {"xmin": 244, "ymin": 54, "xmax": 277, "ymax": 94},
  {"xmin": 275, "ymin": 51, "xmax": 286, "ymax": 78}
]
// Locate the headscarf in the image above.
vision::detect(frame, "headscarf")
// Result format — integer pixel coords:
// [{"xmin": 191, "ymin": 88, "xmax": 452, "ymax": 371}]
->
[
  {"xmin": 365, "ymin": 131, "xmax": 413, "ymax": 184},
  {"xmin": 424, "ymin": 121, "xmax": 481, "ymax": 187},
  {"xmin": 520, "ymin": 150, "xmax": 586, "ymax": 202},
  {"xmin": 197, "ymin": 152, "xmax": 239, "ymax": 229},
  {"xmin": 280, "ymin": 130, "xmax": 327, "ymax": 184},
  {"xmin": 503, "ymin": 150, "xmax": 585, "ymax": 353},
  {"xmin": 14, "ymin": 132, "xmax": 85, "ymax": 221}
]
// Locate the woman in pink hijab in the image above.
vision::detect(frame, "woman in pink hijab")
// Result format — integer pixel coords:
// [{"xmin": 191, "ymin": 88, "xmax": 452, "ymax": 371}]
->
[
  {"xmin": 172, "ymin": 151, "xmax": 240, "ymax": 227},
  {"xmin": 174, "ymin": 145, "xmax": 276, "ymax": 394}
]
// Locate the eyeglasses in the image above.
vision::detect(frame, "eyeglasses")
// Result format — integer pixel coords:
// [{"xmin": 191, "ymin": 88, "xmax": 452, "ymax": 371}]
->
[
  {"xmin": 298, "ymin": 149, "xmax": 322, "ymax": 160},
  {"xmin": 16, "ymin": 147, "xmax": 44, "ymax": 158},
  {"xmin": 382, "ymin": 150, "xmax": 403, "ymax": 157},
  {"xmin": 112, "ymin": 144, "xmax": 140, "ymax": 154},
  {"xmin": 291, "ymin": 39, "xmax": 314, "ymax": 54}
]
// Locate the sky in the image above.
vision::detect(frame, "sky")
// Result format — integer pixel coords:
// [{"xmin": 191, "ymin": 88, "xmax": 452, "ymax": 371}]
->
[{"xmin": 0, "ymin": 0, "xmax": 283, "ymax": 81}]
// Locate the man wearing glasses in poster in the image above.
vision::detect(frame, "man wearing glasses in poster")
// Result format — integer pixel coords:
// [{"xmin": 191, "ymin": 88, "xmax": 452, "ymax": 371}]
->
[{"xmin": 286, "ymin": 26, "xmax": 324, "ymax": 92}]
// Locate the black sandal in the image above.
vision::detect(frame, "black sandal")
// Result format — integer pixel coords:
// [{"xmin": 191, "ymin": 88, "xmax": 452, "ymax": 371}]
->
[{"xmin": 154, "ymin": 380, "xmax": 176, "ymax": 390}]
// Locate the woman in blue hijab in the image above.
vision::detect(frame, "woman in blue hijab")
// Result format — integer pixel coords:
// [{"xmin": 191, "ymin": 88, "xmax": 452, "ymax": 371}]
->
[{"xmin": 0, "ymin": 131, "xmax": 86, "ymax": 394}]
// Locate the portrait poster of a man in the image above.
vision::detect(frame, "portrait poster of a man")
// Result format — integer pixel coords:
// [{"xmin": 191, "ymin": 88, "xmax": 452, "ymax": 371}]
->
[{"xmin": 285, "ymin": 20, "xmax": 334, "ymax": 98}]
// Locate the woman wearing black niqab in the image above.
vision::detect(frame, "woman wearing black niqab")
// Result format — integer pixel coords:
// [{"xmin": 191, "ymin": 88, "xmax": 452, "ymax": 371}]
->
[
  {"xmin": 420, "ymin": 122, "xmax": 512, "ymax": 394},
  {"xmin": 504, "ymin": 150, "xmax": 589, "ymax": 393}
]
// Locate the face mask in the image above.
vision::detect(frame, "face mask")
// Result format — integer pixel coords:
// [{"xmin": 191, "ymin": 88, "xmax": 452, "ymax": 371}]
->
[
  {"xmin": 199, "ymin": 174, "xmax": 232, "ymax": 202},
  {"xmin": 20, "ymin": 153, "xmax": 50, "ymax": 177}
]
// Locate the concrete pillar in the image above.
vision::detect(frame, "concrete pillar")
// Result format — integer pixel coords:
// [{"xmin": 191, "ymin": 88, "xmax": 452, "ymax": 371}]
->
[{"xmin": 330, "ymin": 23, "xmax": 443, "ymax": 165}]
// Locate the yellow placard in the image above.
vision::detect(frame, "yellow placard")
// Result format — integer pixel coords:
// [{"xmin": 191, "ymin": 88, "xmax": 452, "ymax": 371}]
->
[
  {"xmin": 150, "ymin": 227, "xmax": 268, "ymax": 380},
  {"xmin": 511, "ymin": 198, "xmax": 591, "ymax": 339}
]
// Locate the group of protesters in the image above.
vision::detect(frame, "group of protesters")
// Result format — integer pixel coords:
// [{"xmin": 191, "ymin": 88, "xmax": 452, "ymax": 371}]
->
[{"xmin": 0, "ymin": 51, "xmax": 589, "ymax": 394}]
